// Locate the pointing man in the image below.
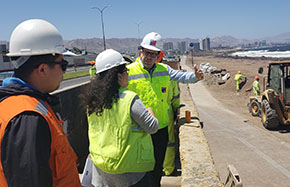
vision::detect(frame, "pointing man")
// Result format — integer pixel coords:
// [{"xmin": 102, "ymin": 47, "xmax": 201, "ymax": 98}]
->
[{"xmin": 127, "ymin": 32, "xmax": 203, "ymax": 187}]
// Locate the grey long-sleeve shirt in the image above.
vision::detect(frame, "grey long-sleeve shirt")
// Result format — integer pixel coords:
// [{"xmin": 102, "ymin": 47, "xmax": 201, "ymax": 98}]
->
[{"xmin": 130, "ymin": 95, "xmax": 158, "ymax": 134}]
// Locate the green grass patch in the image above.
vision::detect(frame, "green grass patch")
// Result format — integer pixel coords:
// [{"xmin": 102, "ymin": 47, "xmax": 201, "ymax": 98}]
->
[{"xmin": 63, "ymin": 70, "xmax": 89, "ymax": 80}]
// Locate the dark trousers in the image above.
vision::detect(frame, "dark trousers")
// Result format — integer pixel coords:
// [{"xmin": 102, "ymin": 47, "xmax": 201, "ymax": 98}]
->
[
  {"xmin": 130, "ymin": 172, "xmax": 153, "ymax": 187},
  {"xmin": 150, "ymin": 126, "xmax": 169, "ymax": 187}
]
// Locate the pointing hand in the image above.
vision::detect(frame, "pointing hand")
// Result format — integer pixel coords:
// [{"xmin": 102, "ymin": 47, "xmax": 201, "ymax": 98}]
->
[{"xmin": 193, "ymin": 64, "xmax": 204, "ymax": 80}]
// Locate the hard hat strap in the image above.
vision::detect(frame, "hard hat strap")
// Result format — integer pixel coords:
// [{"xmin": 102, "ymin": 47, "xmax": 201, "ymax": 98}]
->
[{"xmin": 11, "ymin": 56, "xmax": 31, "ymax": 69}]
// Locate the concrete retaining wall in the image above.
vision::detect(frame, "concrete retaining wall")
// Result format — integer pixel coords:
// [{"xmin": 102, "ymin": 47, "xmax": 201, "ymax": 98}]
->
[
  {"xmin": 52, "ymin": 82, "xmax": 90, "ymax": 173},
  {"xmin": 178, "ymin": 83, "xmax": 223, "ymax": 187}
]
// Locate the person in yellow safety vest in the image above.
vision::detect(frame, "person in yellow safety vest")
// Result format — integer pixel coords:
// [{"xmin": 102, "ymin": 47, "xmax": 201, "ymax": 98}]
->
[
  {"xmin": 155, "ymin": 50, "xmax": 180, "ymax": 175},
  {"xmin": 234, "ymin": 71, "xmax": 245, "ymax": 91},
  {"xmin": 89, "ymin": 60, "xmax": 96, "ymax": 79},
  {"xmin": 253, "ymin": 75, "xmax": 260, "ymax": 96},
  {"xmin": 127, "ymin": 32, "xmax": 203, "ymax": 187},
  {"xmin": 163, "ymin": 80, "xmax": 180, "ymax": 176},
  {"xmin": 0, "ymin": 19, "xmax": 81, "ymax": 187},
  {"xmin": 81, "ymin": 49, "xmax": 159, "ymax": 187}
]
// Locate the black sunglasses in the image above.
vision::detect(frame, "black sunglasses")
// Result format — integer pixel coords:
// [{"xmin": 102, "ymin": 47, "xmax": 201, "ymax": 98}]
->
[{"xmin": 50, "ymin": 59, "xmax": 69, "ymax": 71}]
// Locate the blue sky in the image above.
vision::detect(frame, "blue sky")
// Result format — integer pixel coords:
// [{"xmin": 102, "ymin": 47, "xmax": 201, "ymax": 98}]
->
[{"xmin": 1, "ymin": 0, "xmax": 290, "ymax": 41}]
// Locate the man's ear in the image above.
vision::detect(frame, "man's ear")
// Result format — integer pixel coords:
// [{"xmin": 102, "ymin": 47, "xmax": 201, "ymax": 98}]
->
[{"xmin": 36, "ymin": 64, "xmax": 47, "ymax": 75}]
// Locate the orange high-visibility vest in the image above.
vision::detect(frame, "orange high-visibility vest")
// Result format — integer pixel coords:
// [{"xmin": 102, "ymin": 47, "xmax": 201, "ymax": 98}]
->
[{"xmin": 0, "ymin": 95, "xmax": 81, "ymax": 187}]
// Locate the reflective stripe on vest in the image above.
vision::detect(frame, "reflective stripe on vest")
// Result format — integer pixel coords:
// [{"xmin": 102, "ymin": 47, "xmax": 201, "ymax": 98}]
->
[
  {"xmin": 35, "ymin": 99, "xmax": 49, "ymax": 116},
  {"xmin": 153, "ymin": 71, "xmax": 169, "ymax": 77},
  {"xmin": 0, "ymin": 95, "xmax": 81, "ymax": 187},
  {"xmin": 127, "ymin": 59, "xmax": 170, "ymax": 129},
  {"xmin": 88, "ymin": 90, "xmax": 155, "ymax": 174},
  {"xmin": 128, "ymin": 73, "xmax": 149, "ymax": 81}
]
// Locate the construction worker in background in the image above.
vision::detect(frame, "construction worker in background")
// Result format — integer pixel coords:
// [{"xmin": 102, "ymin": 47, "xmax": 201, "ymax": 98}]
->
[
  {"xmin": 0, "ymin": 19, "xmax": 81, "ymax": 186},
  {"xmin": 127, "ymin": 32, "xmax": 203, "ymax": 187},
  {"xmin": 89, "ymin": 60, "xmax": 96, "ymax": 79},
  {"xmin": 156, "ymin": 50, "xmax": 165, "ymax": 63},
  {"xmin": 163, "ymin": 78, "xmax": 180, "ymax": 176},
  {"xmin": 81, "ymin": 49, "xmax": 158, "ymax": 186},
  {"xmin": 156, "ymin": 50, "xmax": 180, "ymax": 176},
  {"xmin": 234, "ymin": 71, "xmax": 246, "ymax": 92},
  {"xmin": 156, "ymin": 50, "xmax": 180, "ymax": 175},
  {"xmin": 253, "ymin": 75, "xmax": 260, "ymax": 96}
]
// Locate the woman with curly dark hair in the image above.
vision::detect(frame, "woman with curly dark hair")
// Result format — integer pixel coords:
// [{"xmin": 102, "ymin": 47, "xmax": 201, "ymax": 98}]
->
[{"xmin": 82, "ymin": 49, "xmax": 158, "ymax": 187}]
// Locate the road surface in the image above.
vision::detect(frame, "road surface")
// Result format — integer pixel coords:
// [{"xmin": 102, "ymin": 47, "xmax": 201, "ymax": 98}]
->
[{"xmin": 182, "ymin": 58, "xmax": 290, "ymax": 187}]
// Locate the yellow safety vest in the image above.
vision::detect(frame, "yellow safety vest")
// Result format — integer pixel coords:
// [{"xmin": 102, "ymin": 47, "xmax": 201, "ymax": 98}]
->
[
  {"xmin": 253, "ymin": 80, "xmax": 260, "ymax": 96},
  {"xmin": 127, "ymin": 58, "xmax": 171, "ymax": 129},
  {"xmin": 163, "ymin": 81, "xmax": 180, "ymax": 175},
  {"xmin": 89, "ymin": 67, "xmax": 96, "ymax": 77},
  {"xmin": 87, "ymin": 89, "xmax": 155, "ymax": 174}
]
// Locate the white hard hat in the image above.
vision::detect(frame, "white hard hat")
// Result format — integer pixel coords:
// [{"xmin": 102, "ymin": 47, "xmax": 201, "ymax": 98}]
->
[
  {"xmin": 95, "ymin": 49, "xmax": 128, "ymax": 74},
  {"xmin": 140, "ymin": 32, "xmax": 162, "ymax": 51},
  {"xmin": 7, "ymin": 19, "xmax": 68, "ymax": 68}
]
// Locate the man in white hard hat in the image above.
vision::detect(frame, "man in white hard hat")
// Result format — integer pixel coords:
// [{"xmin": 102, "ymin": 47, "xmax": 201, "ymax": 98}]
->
[
  {"xmin": 0, "ymin": 19, "xmax": 81, "ymax": 187},
  {"xmin": 127, "ymin": 32, "xmax": 203, "ymax": 187}
]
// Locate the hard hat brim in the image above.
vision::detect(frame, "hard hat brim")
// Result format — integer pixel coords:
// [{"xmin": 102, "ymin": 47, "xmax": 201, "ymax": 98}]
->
[
  {"xmin": 96, "ymin": 60, "xmax": 129, "ymax": 74},
  {"xmin": 140, "ymin": 44, "xmax": 161, "ymax": 51},
  {"xmin": 7, "ymin": 48, "xmax": 78, "ymax": 57}
]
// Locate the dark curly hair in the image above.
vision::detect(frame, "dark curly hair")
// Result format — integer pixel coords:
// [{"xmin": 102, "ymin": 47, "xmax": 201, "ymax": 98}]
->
[{"xmin": 80, "ymin": 64, "xmax": 126, "ymax": 116}]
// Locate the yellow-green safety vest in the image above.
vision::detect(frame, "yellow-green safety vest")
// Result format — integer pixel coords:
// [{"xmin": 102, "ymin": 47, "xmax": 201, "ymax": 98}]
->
[
  {"xmin": 87, "ymin": 89, "xmax": 155, "ymax": 174},
  {"xmin": 163, "ymin": 80, "xmax": 180, "ymax": 175},
  {"xmin": 127, "ymin": 58, "xmax": 171, "ymax": 129},
  {"xmin": 89, "ymin": 67, "xmax": 96, "ymax": 77},
  {"xmin": 234, "ymin": 74, "xmax": 245, "ymax": 91},
  {"xmin": 253, "ymin": 80, "xmax": 260, "ymax": 96}
]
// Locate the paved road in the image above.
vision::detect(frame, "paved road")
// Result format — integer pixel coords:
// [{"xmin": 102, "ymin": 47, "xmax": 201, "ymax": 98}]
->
[{"xmin": 181, "ymin": 58, "xmax": 290, "ymax": 186}]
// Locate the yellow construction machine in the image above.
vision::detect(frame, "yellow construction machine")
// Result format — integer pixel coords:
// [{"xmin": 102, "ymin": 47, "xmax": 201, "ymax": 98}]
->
[{"xmin": 248, "ymin": 61, "xmax": 290, "ymax": 129}]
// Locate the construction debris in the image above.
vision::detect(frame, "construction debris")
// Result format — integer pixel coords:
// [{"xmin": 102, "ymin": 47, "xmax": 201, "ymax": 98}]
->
[{"xmin": 200, "ymin": 63, "xmax": 230, "ymax": 85}]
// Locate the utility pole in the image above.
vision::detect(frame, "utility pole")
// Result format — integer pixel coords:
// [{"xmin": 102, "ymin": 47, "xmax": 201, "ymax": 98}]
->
[
  {"xmin": 135, "ymin": 21, "xmax": 143, "ymax": 42},
  {"xmin": 91, "ymin": 5, "xmax": 111, "ymax": 50}
]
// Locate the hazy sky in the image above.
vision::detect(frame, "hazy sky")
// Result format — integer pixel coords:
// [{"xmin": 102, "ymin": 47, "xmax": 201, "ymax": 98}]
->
[{"xmin": 1, "ymin": 0, "xmax": 290, "ymax": 41}]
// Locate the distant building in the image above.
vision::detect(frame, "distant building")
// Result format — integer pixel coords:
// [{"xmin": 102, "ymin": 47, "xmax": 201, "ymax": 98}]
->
[
  {"xmin": 163, "ymin": 42, "xmax": 173, "ymax": 51},
  {"xmin": 199, "ymin": 39, "xmax": 204, "ymax": 51},
  {"xmin": 177, "ymin": 41, "xmax": 187, "ymax": 54},
  {"xmin": 193, "ymin": 43, "xmax": 200, "ymax": 51},
  {"xmin": 199, "ymin": 37, "xmax": 211, "ymax": 51},
  {"xmin": 0, "ymin": 44, "xmax": 7, "ymax": 52},
  {"xmin": 258, "ymin": 40, "xmax": 267, "ymax": 46}
]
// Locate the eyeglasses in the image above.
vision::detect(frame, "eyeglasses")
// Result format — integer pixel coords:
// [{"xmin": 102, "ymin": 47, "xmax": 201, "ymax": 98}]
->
[
  {"xmin": 142, "ymin": 50, "xmax": 159, "ymax": 58},
  {"xmin": 50, "ymin": 59, "xmax": 69, "ymax": 72}
]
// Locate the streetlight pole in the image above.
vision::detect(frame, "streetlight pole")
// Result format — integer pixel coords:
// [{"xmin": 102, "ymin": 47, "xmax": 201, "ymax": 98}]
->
[
  {"xmin": 135, "ymin": 21, "xmax": 143, "ymax": 42},
  {"xmin": 91, "ymin": 5, "xmax": 111, "ymax": 50}
]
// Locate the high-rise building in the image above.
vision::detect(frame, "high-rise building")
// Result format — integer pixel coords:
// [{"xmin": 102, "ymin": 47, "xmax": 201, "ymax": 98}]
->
[
  {"xmin": 178, "ymin": 41, "xmax": 187, "ymax": 53},
  {"xmin": 199, "ymin": 37, "xmax": 210, "ymax": 51},
  {"xmin": 193, "ymin": 43, "xmax": 200, "ymax": 51},
  {"xmin": 163, "ymin": 42, "xmax": 173, "ymax": 51}
]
